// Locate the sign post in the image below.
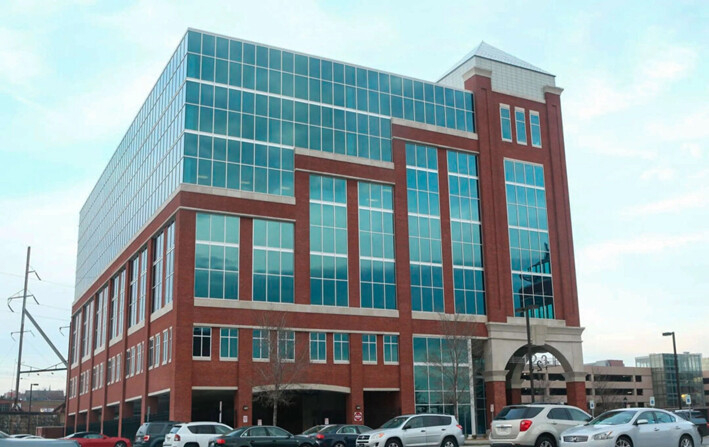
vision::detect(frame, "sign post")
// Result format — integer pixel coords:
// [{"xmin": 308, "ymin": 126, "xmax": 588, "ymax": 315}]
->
[
  {"xmin": 589, "ymin": 400, "xmax": 595, "ymax": 417},
  {"xmin": 354, "ymin": 411, "xmax": 363, "ymax": 423},
  {"xmin": 684, "ymin": 394, "xmax": 691, "ymax": 408},
  {"xmin": 649, "ymin": 396, "xmax": 655, "ymax": 408}
]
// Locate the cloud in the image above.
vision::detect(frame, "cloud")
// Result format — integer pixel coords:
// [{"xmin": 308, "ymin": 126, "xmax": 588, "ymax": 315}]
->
[
  {"xmin": 680, "ymin": 142, "xmax": 703, "ymax": 159},
  {"xmin": 578, "ymin": 231, "xmax": 709, "ymax": 273},
  {"xmin": 569, "ymin": 132, "xmax": 657, "ymax": 160},
  {"xmin": 639, "ymin": 167, "xmax": 675, "ymax": 182},
  {"xmin": 648, "ymin": 109, "xmax": 709, "ymax": 142},
  {"xmin": 0, "ymin": 27, "xmax": 46, "ymax": 89},
  {"xmin": 564, "ymin": 43, "xmax": 697, "ymax": 120},
  {"xmin": 623, "ymin": 188, "xmax": 709, "ymax": 217}
]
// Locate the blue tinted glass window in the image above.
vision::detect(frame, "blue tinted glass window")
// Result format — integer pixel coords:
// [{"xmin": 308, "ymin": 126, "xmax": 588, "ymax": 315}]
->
[
  {"xmin": 406, "ymin": 144, "xmax": 443, "ymax": 312},
  {"xmin": 358, "ymin": 182, "xmax": 396, "ymax": 310},
  {"xmin": 310, "ymin": 175, "xmax": 348, "ymax": 307},
  {"xmin": 253, "ymin": 220, "xmax": 294, "ymax": 303},
  {"xmin": 448, "ymin": 151, "xmax": 485, "ymax": 315},
  {"xmin": 194, "ymin": 213, "xmax": 240, "ymax": 300},
  {"xmin": 505, "ymin": 160, "xmax": 553, "ymax": 319}
]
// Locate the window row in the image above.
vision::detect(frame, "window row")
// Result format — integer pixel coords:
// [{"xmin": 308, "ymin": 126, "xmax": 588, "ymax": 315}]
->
[
  {"xmin": 71, "ymin": 223, "xmax": 176, "ymax": 366},
  {"xmin": 192, "ymin": 327, "xmax": 398, "ymax": 364},
  {"xmin": 184, "ymin": 105, "xmax": 393, "ymax": 163},
  {"xmin": 148, "ymin": 328, "xmax": 174, "ymax": 369},
  {"xmin": 500, "ymin": 105, "xmax": 542, "ymax": 148},
  {"xmin": 185, "ymin": 31, "xmax": 475, "ymax": 134}
]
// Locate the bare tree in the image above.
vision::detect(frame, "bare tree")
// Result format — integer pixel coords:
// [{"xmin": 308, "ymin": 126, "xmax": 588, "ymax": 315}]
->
[
  {"xmin": 431, "ymin": 312, "xmax": 485, "ymax": 431},
  {"xmin": 252, "ymin": 312, "xmax": 309, "ymax": 426},
  {"xmin": 590, "ymin": 371, "xmax": 627, "ymax": 413}
]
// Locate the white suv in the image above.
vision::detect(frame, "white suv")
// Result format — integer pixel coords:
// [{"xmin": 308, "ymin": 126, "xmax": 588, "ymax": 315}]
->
[
  {"xmin": 356, "ymin": 414, "xmax": 465, "ymax": 447},
  {"xmin": 164, "ymin": 422, "xmax": 233, "ymax": 447},
  {"xmin": 490, "ymin": 404, "xmax": 591, "ymax": 447}
]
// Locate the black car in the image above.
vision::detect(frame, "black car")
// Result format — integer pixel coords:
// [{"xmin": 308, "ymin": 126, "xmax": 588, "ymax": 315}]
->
[
  {"xmin": 301, "ymin": 426, "xmax": 331, "ymax": 437},
  {"xmin": 311, "ymin": 425, "xmax": 372, "ymax": 447},
  {"xmin": 134, "ymin": 422, "xmax": 181, "ymax": 447},
  {"xmin": 210, "ymin": 426, "xmax": 314, "ymax": 447},
  {"xmin": 675, "ymin": 410, "xmax": 709, "ymax": 437}
]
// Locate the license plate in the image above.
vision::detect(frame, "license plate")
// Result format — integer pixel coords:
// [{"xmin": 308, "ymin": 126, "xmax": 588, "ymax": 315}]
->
[{"xmin": 495, "ymin": 426, "xmax": 510, "ymax": 435}]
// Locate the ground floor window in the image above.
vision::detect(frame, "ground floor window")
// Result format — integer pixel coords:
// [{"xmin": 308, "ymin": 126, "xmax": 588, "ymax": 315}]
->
[{"xmin": 412, "ymin": 335, "xmax": 486, "ymax": 435}]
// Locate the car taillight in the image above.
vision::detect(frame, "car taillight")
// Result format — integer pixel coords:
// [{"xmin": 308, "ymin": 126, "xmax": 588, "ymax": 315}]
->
[
  {"xmin": 143, "ymin": 436, "xmax": 150, "ymax": 442},
  {"xmin": 316, "ymin": 434, "xmax": 325, "ymax": 440},
  {"xmin": 174, "ymin": 435, "xmax": 181, "ymax": 441},
  {"xmin": 520, "ymin": 420, "xmax": 533, "ymax": 432},
  {"xmin": 216, "ymin": 439, "xmax": 225, "ymax": 445},
  {"xmin": 456, "ymin": 425, "xmax": 463, "ymax": 431}
]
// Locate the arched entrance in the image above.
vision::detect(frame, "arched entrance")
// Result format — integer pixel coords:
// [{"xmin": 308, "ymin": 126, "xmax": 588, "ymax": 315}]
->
[{"xmin": 483, "ymin": 319, "xmax": 586, "ymax": 425}]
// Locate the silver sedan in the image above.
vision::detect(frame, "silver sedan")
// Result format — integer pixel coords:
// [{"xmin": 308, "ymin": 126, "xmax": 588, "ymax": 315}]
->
[{"xmin": 559, "ymin": 408, "xmax": 701, "ymax": 447}]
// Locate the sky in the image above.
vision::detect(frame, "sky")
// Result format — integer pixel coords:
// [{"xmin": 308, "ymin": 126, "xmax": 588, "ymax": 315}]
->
[{"xmin": 0, "ymin": 0, "xmax": 707, "ymax": 393}]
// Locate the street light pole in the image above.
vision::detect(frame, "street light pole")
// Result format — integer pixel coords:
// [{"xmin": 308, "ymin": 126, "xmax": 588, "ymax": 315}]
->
[
  {"xmin": 662, "ymin": 331, "xmax": 682, "ymax": 409},
  {"xmin": 518, "ymin": 304, "xmax": 540, "ymax": 403},
  {"xmin": 28, "ymin": 383, "xmax": 39, "ymax": 434}
]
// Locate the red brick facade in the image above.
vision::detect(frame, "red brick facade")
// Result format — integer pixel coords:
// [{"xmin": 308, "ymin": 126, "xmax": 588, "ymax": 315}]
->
[{"xmin": 66, "ymin": 69, "xmax": 584, "ymax": 436}]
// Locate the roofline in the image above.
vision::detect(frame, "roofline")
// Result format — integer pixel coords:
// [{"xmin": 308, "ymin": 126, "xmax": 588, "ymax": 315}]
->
[{"xmin": 437, "ymin": 54, "xmax": 555, "ymax": 83}]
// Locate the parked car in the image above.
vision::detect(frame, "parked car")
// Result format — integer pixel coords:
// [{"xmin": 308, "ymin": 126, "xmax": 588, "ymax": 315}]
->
[
  {"xmin": 0, "ymin": 431, "xmax": 8, "ymax": 439},
  {"xmin": 675, "ymin": 409, "xmax": 709, "ymax": 438},
  {"xmin": 356, "ymin": 414, "xmax": 465, "ymax": 447},
  {"xmin": 559, "ymin": 408, "xmax": 701, "ymax": 447},
  {"xmin": 63, "ymin": 432, "xmax": 131, "ymax": 447},
  {"xmin": 9, "ymin": 437, "xmax": 33, "ymax": 440},
  {"xmin": 490, "ymin": 403, "xmax": 592, "ymax": 447},
  {"xmin": 164, "ymin": 422, "xmax": 232, "ymax": 447},
  {"xmin": 208, "ymin": 426, "xmax": 314, "ymax": 447},
  {"xmin": 134, "ymin": 422, "xmax": 181, "ymax": 447},
  {"xmin": 0, "ymin": 440, "xmax": 79, "ymax": 447},
  {"xmin": 311, "ymin": 425, "xmax": 372, "ymax": 447}
]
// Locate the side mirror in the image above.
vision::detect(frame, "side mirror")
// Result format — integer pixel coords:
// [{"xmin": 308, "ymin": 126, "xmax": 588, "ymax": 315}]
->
[
  {"xmin": 585, "ymin": 417, "xmax": 592, "ymax": 422},
  {"xmin": 636, "ymin": 419, "xmax": 648, "ymax": 426},
  {"xmin": 402, "ymin": 425, "xmax": 410, "ymax": 431}
]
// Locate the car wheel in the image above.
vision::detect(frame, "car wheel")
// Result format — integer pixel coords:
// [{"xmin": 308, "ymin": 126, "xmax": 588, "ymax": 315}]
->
[
  {"xmin": 385, "ymin": 439, "xmax": 401, "ymax": 447},
  {"xmin": 440, "ymin": 437, "xmax": 458, "ymax": 447},
  {"xmin": 615, "ymin": 436, "xmax": 633, "ymax": 447},
  {"xmin": 534, "ymin": 434, "xmax": 555, "ymax": 447},
  {"xmin": 679, "ymin": 435, "xmax": 694, "ymax": 447},
  {"xmin": 115, "ymin": 442, "xmax": 127, "ymax": 447},
  {"xmin": 333, "ymin": 442, "xmax": 346, "ymax": 447}
]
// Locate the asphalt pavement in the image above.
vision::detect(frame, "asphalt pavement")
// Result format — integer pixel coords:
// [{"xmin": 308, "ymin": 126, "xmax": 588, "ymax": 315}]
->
[{"xmin": 461, "ymin": 435, "xmax": 709, "ymax": 446}]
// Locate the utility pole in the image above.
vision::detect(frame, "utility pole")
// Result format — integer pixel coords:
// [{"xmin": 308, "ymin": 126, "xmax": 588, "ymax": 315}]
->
[{"xmin": 13, "ymin": 247, "xmax": 31, "ymax": 410}]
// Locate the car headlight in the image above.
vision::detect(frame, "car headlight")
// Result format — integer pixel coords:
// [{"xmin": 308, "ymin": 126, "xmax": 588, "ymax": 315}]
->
[
  {"xmin": 592, "ymin": 431, "xmax": 613, "ymax": 440},
  {"xmin": 373, "ymin": 434, "xmax": 385, "ymax": 439}
]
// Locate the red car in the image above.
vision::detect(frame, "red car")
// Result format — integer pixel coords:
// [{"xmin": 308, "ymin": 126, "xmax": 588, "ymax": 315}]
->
[{"xmin": 64, "ymin": 432, "xmax": 131, "ymax": 447}]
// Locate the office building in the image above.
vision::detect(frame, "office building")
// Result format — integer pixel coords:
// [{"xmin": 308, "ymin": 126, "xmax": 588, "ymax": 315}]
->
[{"xmin": 66, "ymin": 29, "xmax": 582, "ymax": 436}]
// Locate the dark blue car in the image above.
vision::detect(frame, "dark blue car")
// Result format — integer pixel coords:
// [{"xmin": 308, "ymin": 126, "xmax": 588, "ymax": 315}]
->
[{"xmin": 312, "ymin": 425, "xmax": 372, "ymax": 447}]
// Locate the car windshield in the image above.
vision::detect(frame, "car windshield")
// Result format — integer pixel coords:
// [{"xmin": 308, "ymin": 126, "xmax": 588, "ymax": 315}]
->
[
  {"xmin": 380, "ymin": 417, "xmax": 408, "ymax": 429},
  {"xmin": 169, "ymin": 426, "xmax": 182, "ymax": 434},
  {"xmin": 589, "ymin": 411, "xmax": 636, "ymax": 426}
]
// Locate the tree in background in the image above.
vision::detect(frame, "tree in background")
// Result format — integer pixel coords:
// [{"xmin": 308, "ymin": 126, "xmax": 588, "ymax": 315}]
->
[
  {"xmin": 252, "ymin": 312, "xmax": 309, "ymax": 426},
  {"xmin": 430, "ymin": 312, "xmax": 485, "ymax": 425}
]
